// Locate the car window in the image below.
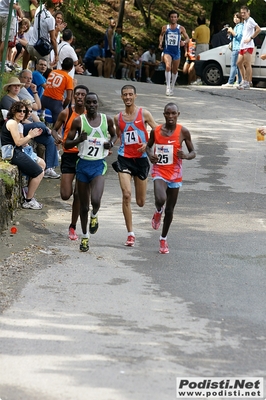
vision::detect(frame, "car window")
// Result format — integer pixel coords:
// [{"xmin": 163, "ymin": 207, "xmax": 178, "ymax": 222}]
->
[{"xmin": 254, "ymin": 32, "xmax": 266, "ymax": 49}]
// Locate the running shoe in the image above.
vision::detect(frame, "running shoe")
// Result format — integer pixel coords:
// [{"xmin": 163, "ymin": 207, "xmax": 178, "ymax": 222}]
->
[
  {"xmin": 237, "ymin": 81, "xmax": 250, "ymax": 90},
  {"xmin": 80, "ymin": 237, "xmax": 89, "ymax": 252},
  {"xmin": 22, "ymin": 199, "xmax": 42, "ymax": 210},
  {"xmin": 44, "ymin": 168, "xmax": 60, "ymax": 179},
  {"xmin": 166, "ymin": 87, "xmax": 170, "ymax": 96},
  {"xmin": 69, "ymin": 227, "xmax": 78, "ymax": 240},
  {"xmin": 125, "ymin": 235, "xmax": 135, "ymax": 246},
  {"xmin": 152, "ymin": 208, "xmax": 163, "ymax": 230},
  {"xmin": 159, "ymin": 239, "xmax": 169, "ymax": 254},
  {"xmin": 89, "ymin": 215, "xmax": 99, "ymax": 234},
  {"xmin": 169, "ymin": 88, "xmax": 174, "ymax": 96}
]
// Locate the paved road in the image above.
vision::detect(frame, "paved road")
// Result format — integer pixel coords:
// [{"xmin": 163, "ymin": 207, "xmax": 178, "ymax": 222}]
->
[{"xmin": 0, "ymin": 78, "xmax": 266, "ymax": 400}]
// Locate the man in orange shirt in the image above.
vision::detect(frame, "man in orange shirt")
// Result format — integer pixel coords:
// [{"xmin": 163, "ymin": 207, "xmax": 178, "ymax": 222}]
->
[
  {"xmin": 146, "ymin": 102, "xmax": 196, "ymax": 254},
  {"xmin": 41, "ymin": 57, "xmax": 74, "ymax": 123}
]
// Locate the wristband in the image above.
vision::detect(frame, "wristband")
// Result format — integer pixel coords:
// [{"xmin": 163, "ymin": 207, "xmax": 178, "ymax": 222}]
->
[{"xmin": 33, "ymin": 92, "xmax": 37, "ymax": 94}]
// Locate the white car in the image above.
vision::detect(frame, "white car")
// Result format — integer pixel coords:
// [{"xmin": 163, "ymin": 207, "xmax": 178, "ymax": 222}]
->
[{"xmin": 194, "ymin": 27, "xmax": 266, "ymax": 85}]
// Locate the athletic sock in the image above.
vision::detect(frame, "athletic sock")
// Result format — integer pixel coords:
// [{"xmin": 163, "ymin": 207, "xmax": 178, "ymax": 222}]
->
[
  {"xmin": 165, "ymin": 71, "xmax": 171, "ymax": 87},
  {"xmin": 171, "ymin": 73, "xmax": 178, "ymax": 87}
]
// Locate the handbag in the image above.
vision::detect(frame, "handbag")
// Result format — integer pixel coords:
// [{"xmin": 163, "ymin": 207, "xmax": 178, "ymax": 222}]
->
[
  {"xmin": 1, "ymin": 144, "xmax": 14, "ymax": 161},
  {"xmin": 34, "ymin": 2, "xmax": 53, "ymax": 56}
]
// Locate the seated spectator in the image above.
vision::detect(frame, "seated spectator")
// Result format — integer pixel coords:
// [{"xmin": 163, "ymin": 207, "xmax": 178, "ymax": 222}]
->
[
  {"xmin": 121, "ymin": 43, "xmax": 133, "ymax": 80},
  {"xmin": 30, "ymin": 0, "xmax": 38, "ymax": 22},
  {"xmin": 31, "ymin": 58, "xmax": 47, "ymax": 99},
  {"xmin": 141, "ymin": 45, "xmax": 158, "ymax": 83},
  {"xmin": 0, "ymin": 76, "xmax": 24, "ymax": 111},
  {"xmin": 1, "ymin": 75, "xmax": 60, "ymax": 179},
  {"xmin": 9, "ymin": 18, "xmax": 31, "ymax": 68},
  {"xmin": 125, "ymin": 44, "xmax": 137, "ymax": 81},
  {"xmin": 1, "ymin": 101, "xmax": 44, "ymax": 210},
  {"xmin": 83, "ymin": 38, "xmax": 105, "ymax": 77},
  {"xmin": 18, "ymin": 69, "xmax": 42, "ymax": 111}
]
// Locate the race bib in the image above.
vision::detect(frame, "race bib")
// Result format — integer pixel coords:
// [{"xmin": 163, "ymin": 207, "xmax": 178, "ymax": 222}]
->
[
  {"xmin": 80, "ymin": 137, "xmax": 108, "ymax": 160},
  {"xmin": 124, "ymin": 130, "xmax": 139, "ymax": 145},
  {"xmin": 155, "ymin": 144, "xmax": 173, "ymax": 165},
  {"xmin": 167, "ymin": 33, "xmax": 178, "ymax": 46}
]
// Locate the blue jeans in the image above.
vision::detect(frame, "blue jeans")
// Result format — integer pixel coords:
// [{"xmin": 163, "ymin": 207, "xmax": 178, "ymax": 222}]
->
[
  {"xmin": 228, "ymin": 50, "xmax": 242, "ymax": 84},
  {"xmin": 23, "ymin": 122, "xmax": 59, "ymax": 169}
]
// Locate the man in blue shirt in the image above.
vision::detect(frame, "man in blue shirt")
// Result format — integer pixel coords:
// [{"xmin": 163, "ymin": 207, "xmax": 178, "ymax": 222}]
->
[
  {"xmin": 31, "ymin": 58, "xmax": 47, "ymax": 99},
  {"xmin": 83, "ymin": 38, "xmax": 105, "ymax": 77}
]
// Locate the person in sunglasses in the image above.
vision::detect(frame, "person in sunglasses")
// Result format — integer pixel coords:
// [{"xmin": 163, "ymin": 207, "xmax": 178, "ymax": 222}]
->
[{"xmin": 1, "ymin": 101, "xmax": 44, "ymax": 210}]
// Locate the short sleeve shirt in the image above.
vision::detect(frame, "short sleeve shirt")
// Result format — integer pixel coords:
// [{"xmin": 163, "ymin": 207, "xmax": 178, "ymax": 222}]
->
[{"xmin": 43, "ymin": 69, "xmax": 74, "ymax": 100}]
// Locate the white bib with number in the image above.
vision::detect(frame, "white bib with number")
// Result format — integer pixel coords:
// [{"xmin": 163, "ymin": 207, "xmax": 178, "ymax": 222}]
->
[
  {"xmin": 155, "ymin": 144, "xmax": 173, "ymax": 165},
  {"xmin": 124, "ymin": 130, "xmax": 139, "ymax": 145},
  {"xmin": 79, "ymin": 137, "xmax": 108, "ymax": 160},
  {"xmin": 167, "ymin": 33, "xmax": 179, "ymax": 46}
]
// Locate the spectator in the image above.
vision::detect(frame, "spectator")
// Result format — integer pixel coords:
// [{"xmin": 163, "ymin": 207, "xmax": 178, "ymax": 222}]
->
[
  {"xmin": 0, "ymin": 76, "xmax": 60, "ymax": 179},
  {"xmin": 19, "ymin": 0, "xmax": 31, "ymax": 19},
  {"xmin": 9, "ymin": 18, "xmax": 31, "ymax": 68},
  {"xmin": 0, "ymin": 77, "xmax": 24, "ymax": 110},
  {"xmin": 83, "ymin": 38, "xmax": 105, "ymax": 77},
  {"xmin": 211, "ymin": 23, "xmax": 230, "ymax": 48},
  {"xmin": 23, "ymin": 0, "xmax": 58, "ymax": 69},
  {"xmin": 222, "ymin": 13, "xmax": 244, "ymax": 87},
  {"xmin": 104, "ymin": 16, "xmax": 116, "ymax": 78},
  {"xmin": 120, "ymin": 43, "xmax": 134, "ymax": 80},
  {"xmin": 57, "ymin": 29, "xmax": 84, "ymax": 77},
  {"xmin": 237, "ymin": 5, "xmax": 261, "ymax": 90},
  {"xmin": 194, "ymin": 16, "xmax": 210, "ymax": 56},
  {"xmin": 41, "ymin": 57, "xmax": 74, "ymax": 123},
  {"xmin": 18, "ymin": 69, "xmax": 42, "ymax": 111},
  {"xmin": 31, "ymin": 58, "xmax": 47, "ymax": 98},
  {"xmin": 1, "ymin": 101, "xmax": 44, "ymax": 210},
  {"xmin": 0, "ymin": 0, "xmax": 23, "ymax": 72},
  {"xmin": 114, "ymin": 25, "xmax": 122, "ymax": 78},
  {"xmin": 30, "ymin": 0, "xmax": 38, "ymax": 22},
  {"xmin": 53, "ymin": 10, "xmax": 66, "ymax": 43},
  {"xmin": 141, "ymin": 45, "xmax": 158, "ymax": 83}
]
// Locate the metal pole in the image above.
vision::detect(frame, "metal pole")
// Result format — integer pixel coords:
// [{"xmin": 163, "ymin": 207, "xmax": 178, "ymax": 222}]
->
[{"xmin": 0, "ymin": 0, "xmax": 15, "ymax": 90}]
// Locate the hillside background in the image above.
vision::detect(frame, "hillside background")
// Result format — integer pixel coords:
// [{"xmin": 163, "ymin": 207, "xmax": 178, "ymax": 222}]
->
[{"xmin": 63, "ymin": 0, "xmax": 266, "ymax": 59}]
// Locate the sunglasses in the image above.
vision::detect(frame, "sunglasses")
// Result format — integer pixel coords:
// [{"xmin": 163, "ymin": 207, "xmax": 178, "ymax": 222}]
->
[{"xmin": 17, "ymin": 109, "xmax": 27, "ymax": 113}]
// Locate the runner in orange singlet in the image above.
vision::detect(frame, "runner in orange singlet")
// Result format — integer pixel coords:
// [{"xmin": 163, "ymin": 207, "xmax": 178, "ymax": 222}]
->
[
  {"xmin": 51, "ymin": 85, "xmax": 89, "ymax": 240},
  {"xmin": 146, "ymin": 102, "xmax": 196, "ymax": 254}
]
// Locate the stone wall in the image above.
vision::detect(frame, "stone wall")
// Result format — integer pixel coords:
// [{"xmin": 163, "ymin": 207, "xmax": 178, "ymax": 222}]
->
[{"xmin": 0, "ymin": 160, "xmax": 20, "ymax": 232}]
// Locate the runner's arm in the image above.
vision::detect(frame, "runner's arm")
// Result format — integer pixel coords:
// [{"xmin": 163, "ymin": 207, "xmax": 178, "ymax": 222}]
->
[
  {"xmin": 146, "ymin": 129, "xmax": 158, "ymax": 164},
  {"xmin": 104, "ymin": 116, "xmax": 117, "ymax": 149},
  {"xmin": 64, "ymin": 116, "xmax": 84, "ymax": 149},
  {"xmin": 51, "ymin": 109, "xmax": 67, "ymax": 144},
  {"xmin": 159, "ymin": 26, "xmax": 166, "ymax": 50},
  {"xmin": 178, "ymin": 126, "xmax": 196, "ymax": 160}
]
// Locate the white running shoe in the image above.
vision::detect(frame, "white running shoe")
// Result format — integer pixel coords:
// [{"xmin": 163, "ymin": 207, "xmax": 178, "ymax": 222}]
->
[
  {"xmin": 22, "ymin": 198, "xmax": 42, "ymax": 210},
  {"xmin": 44, "ymin": 168, "xmax": 60, "ymax": 179},
  {"xmin": 166, "ymin": 87, "xmax": 170, "ymax": 96}
]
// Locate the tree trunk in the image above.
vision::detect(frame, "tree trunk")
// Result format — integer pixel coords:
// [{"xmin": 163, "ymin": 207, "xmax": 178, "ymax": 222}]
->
[
  {"xmin": 117, "ymin": 0, "xmax": 126, "ymax": 28},
  {"xmin": 134, "ymin": 0, "xmax": 150, "ymax": 27},
  {"xmin": 209, "ymin": 0, "xmax": 234, "ymax": 35}
]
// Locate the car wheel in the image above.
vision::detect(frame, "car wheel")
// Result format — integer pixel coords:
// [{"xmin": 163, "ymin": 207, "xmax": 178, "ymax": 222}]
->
[{"xmin": 202, "ymin": 63, "xmax": 223, "ymax": 86}]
